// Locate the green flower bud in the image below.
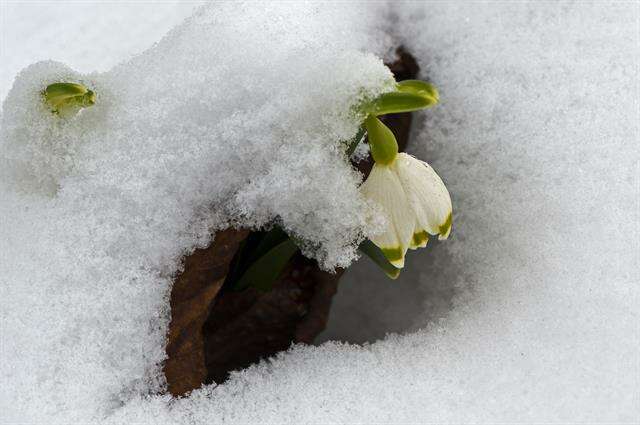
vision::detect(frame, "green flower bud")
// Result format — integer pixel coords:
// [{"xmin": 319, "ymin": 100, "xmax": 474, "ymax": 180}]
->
[
  {"xmin": 43, "ymin": 82, "xmax": 95, "ymax": 115},
  {"xmin": 364, "ymin": 115, "xmax": 398, "ymax": 165}
]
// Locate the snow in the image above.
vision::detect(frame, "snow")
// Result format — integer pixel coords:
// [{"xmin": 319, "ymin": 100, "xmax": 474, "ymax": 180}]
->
[
  {"xmin": 0, "ymin": 1, "xmax": 202, "ymax": 102},
  {"xmin": 1, "ymin": 1, "xmax": 639, "ymax": 424}
]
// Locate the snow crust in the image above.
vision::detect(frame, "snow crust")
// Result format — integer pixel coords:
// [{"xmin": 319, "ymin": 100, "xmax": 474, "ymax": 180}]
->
[{"xmin": 1, "ymin": 1, "xmax": 638, "ymax": 424}]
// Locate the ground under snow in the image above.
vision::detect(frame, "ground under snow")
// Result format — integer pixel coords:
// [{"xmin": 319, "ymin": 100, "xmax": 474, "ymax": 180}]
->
[{"xmin": 1, "ymin": 1, "xmax": 638, "ymax": 424}]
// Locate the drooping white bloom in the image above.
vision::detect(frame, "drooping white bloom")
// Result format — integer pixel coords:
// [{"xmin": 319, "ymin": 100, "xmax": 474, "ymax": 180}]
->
[{"xmin": 361, "ymin": 152, "xmax": 452, "ymax": 268}]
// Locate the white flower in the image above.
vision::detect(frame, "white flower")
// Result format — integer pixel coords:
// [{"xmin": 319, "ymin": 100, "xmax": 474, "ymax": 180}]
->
[{"xmin": 361, "ymin": 152, "xmax": 452, "ymax": 268}]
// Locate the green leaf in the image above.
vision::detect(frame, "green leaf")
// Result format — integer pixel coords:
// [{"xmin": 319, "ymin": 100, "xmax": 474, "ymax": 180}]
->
[
  {"xmin": 252, "ymin": 226, "xmax": 289, "ymax": 261},
  {"xmin": 396, "ymin": 80, "xmax": 439, "ymax": 103},
  {"xmin": 224, "ymin": 233, "xmax": 259, "ymax": 289},
  {"xmin": 359, "ymin": 239, "xmax": 401, "ymax": 280},
  {"xmin": 234, "ymin": 238, "xmax": 298, "ymax": 292},
  {"xmin": 345, "ymin": 126, "xmax": 366, "ymax": 157},
  {"xmin": 224, "ymin": 226, "xmax": 291, "ymax": 291},
  {"xmin": 367, "ymin": 91, "xmax": 437, "ymax": 116}
]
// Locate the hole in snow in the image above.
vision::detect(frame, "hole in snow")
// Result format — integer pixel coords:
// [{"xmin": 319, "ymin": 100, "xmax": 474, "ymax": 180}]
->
[{"xmin": 318, "ymin": 237, "xmax": 458, "ymax": 345}]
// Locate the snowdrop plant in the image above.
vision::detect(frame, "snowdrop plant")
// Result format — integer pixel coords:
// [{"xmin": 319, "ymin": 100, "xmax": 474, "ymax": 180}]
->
[
  {"xmin": 225, "ymin": 80, "xmax": 452, "ymax": 290},
  {"xmin": 38, "ymin": 77, "xmax": 449, "ymax": 289},
  {"xmin": 225, "ymin": 78, "xmax": 450, "ymax": 289},
  {"xmin": 360, "ymin": 117, "xmax": 452, "ymax": 269},
  {"xmin": 356, "ymin": 79, "xmax": 452, "ymax": 277}
]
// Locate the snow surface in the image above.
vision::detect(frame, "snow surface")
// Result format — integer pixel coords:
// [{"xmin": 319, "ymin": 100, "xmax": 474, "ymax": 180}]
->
[
  {"xmin": 0, "ymin": 1, "xmax": 203, "ymax": 102},
  {"xmin": 1, "ymin": 1, "xmax": 639, "ymax": 424}
]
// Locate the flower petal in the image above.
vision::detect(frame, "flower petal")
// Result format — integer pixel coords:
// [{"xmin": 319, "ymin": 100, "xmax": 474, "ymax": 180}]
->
[
  {"xmin": 409, "ymin": 228, "xmax": 429, "ymax": 250},
  {"xmin": 360, "ymin": 163, "xmax": 415, "ymax": 268},
  {"xmin": 393, "ymin": 153, "xmax": 453, "ymax": 240}
]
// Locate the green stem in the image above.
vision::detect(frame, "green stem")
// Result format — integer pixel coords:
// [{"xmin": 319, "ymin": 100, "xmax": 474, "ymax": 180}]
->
[{"xmin": 346, "ymin": 127, "xmax": 366, "ymax": 157}]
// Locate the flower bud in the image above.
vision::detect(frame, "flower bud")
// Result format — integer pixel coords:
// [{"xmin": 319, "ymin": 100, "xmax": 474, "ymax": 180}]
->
[{"xmin": 43, "ymin": 82, "xmax": 95, "ymax": 115}]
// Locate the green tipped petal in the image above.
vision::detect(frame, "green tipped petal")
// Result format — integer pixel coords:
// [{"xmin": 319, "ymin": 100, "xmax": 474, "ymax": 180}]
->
[
  {"xmin": 410, "ymin": 230, "xmax": 429, "ymax": 249},
  {"xmin": 392, "ymin": 153, "xmax": 453, "ymax": 243},
  {"xmin": 396, "ymin": 80, "xmax": 439, "ymax": 104},
  {"xmin": 381, "ymin": 246, "xmax": 403, "ymax": 261},
  {"xmin": 359, "ymin": 239, "xmax": 402, "ymax": 280},
  {"xmin": 438, "ymin": 212, "xmax": 453, "ymax": 240},
  {"xmin": 380, "ymin": 246, "xmax": 405, "ymax": 268},
  {"xmin": 43, "ymin": 82, "xmax": 95, "ymax": 115}
]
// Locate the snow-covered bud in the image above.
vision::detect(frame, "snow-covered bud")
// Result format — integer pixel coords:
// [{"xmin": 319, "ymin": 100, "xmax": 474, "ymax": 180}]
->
[{"xmin": 43, "ymin": 82, "xmax": 95, "ymax": 115}]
